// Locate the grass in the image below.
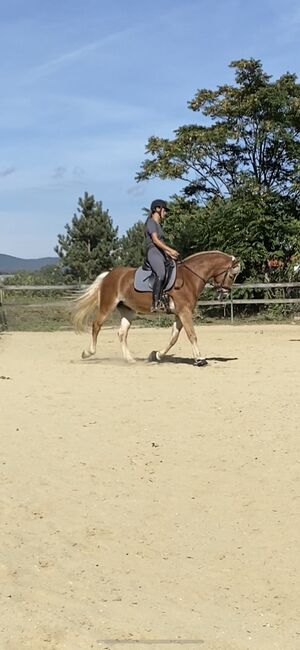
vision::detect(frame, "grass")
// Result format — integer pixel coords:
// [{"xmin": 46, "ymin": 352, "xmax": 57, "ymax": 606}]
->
[{"xmin": 1, "ymin": 295, "xmax": 299, "ymax": 332}]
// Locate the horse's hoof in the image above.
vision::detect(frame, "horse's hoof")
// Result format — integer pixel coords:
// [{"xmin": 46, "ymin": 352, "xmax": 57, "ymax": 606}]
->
[
  {"xmin": 82, "ymin": 350, "xmax": 92, "ymax": 359},
  {"xmin": 194, "ymin": 358, "xmax": 208, "ymax": 367},
  {"xmin": 148, "ymin": 350, "xmax": 159, "ymax": 363}
]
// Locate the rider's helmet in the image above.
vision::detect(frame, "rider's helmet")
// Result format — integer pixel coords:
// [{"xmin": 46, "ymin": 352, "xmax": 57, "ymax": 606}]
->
[{"xmin": 150, "ymin": 199, "xmax": 168, "ymax": 212}]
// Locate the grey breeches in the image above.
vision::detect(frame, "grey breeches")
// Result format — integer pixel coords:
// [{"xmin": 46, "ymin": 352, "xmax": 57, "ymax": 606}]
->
[{"xmin": 147, "ymin": 247, "xmax": 166, "ymax": 281}]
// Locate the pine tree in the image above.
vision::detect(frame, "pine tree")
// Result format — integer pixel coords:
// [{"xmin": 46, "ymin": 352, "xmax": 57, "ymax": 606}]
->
[
  {"xmin": 55, "ymin": 192, "xmax": 119, "ymax": 282},
  {"xmin": 118, "ymin": 220, "xmax": 146, "ymax": 267}
]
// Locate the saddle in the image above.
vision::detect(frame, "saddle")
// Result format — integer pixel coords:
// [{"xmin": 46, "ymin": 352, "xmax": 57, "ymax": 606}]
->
[{"xmin": 134, "ymin": 258, "xmax": 177, "ymax": 293}]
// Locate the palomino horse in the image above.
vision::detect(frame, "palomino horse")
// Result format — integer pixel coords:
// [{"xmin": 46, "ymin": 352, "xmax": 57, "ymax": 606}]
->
[{"xmin": 72, "ymin": 250, "xmax": 240, "ymax": 366}]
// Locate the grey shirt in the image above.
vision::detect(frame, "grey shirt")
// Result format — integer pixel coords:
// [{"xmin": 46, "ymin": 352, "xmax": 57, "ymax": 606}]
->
[{"xmin": 145, "ymin": 217, "xmax": 165, "ymax": 250}]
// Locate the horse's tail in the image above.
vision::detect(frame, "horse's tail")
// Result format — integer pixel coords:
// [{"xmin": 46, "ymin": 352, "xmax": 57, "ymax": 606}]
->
[{"xmin": 72, "ymin": 271, "xmax": 109, "ymax": 332}]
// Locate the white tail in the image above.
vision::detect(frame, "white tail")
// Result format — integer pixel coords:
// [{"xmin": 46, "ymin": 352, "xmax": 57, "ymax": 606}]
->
[{"xmin": 72, "ymin": 272, "xmax": 109, "ymax": 332}]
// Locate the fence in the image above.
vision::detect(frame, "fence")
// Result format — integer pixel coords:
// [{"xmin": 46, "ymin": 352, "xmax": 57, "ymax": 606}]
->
[
  {"xmin": 1, "ymin": 282, "xmax": 300, "ymax": 328},
  {"xmin": 196, "ymin": 282, "xmax": 300, "ymax": 322}
]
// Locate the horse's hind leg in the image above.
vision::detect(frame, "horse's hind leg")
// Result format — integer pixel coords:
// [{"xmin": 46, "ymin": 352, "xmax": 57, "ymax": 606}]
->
[
  {"xmin": 82, "ymin": 314, "xmax": 105, "ymax": 359},
  {"xmin": 82, "ymin": 293, "xmax": 118, "ymax": 359},
  {"xmin": 117, "ymin": 304, "xmax": 135, "ymax": 363},
  {"xmin": 155, "ymin": 316, "xmax": 183, "ymax": 361}
]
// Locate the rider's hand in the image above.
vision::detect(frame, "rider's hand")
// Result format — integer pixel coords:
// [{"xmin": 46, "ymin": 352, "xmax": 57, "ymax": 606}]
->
[{"xmin": 167, "ymin": 248, "xmax": 179, "ymax": 260}]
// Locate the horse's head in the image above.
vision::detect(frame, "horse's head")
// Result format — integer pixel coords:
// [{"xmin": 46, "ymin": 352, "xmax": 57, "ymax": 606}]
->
[{"xmin": 211, "ymin": 255, "xmax": 241, "ymax": 300}]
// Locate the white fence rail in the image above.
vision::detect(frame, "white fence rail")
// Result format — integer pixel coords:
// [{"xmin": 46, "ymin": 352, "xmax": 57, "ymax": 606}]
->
[
  {"xmin": 196, "ymin": 282, "xmax": 300, "ymax": 322},
  {"xmin": 1, "ymin": 282, "xmax": 300, "ymax": 325}
]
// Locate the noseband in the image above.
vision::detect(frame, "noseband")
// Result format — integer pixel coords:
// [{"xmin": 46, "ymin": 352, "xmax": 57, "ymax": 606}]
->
[{"xmin": 212, "ymin": 265, "xmax": 237, "ymax": 290}]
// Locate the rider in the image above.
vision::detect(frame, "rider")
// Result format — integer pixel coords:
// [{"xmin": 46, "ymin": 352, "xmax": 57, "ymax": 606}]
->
[{"xmin": 145, "ymin": 199, "xmax": 179, "ymax": 312}]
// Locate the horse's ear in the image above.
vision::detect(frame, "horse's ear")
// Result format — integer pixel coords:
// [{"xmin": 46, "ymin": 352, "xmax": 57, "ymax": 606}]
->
[{"xmin": 231, "ymin": 256, "xmax": 240, "ymax": 267}]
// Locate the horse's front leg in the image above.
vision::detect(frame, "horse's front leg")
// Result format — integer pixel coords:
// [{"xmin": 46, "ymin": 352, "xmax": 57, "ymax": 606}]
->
[
  {"xmin": 154, "ymin": 316, "xmax": 183, "ymax": 361},
  {"xmin": 178, "ymin": 307, "xmax": 207, "ymax": 366}
]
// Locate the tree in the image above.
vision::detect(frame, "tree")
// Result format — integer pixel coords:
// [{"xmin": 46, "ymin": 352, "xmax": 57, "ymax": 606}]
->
[
  {"xmin": 203, "ymin": 192, "xmax": 300, "ymax": 278},
  {"xmin": 55, "ymin": 192, "xmax": 119, "ymax": 282},
  {"xmin": 3, "ymin": 265, "xmax": 66, "ymax": 286},
  {"xmin": 136, "ymin": 59, "xmax": 300, "ymax": 278},
  {"xmin": 162, "ymin": 196, "xmax": 206, "ymax": 257},
  {"xmin": 162, "ymin": 191, "xmax": 300, "ymax": 279},
  {"xmin": 118, "ymin": 220, "xmax": 146, "ymax": 267},
  {"xmin": 136, "ymin": 59, "xmax": 300, "ymax": 202}
]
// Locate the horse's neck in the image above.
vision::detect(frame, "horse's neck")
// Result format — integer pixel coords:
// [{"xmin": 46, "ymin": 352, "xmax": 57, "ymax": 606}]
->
[
  {"xmin": 184, "ymin": 252, "xmax": 222, "ymax": 280},
  {"xmin": 183, "ymin": 252, "xmax": 230, "ymax": 295}
]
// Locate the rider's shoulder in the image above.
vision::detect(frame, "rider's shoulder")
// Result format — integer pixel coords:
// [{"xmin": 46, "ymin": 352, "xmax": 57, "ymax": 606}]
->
[{"xmin": 146, "ymin": 216, "xmax": 157, "ymax": 229}]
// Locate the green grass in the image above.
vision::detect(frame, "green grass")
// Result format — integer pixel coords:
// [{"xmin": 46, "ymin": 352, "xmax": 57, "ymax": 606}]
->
[{"xmin": 1, "ymin": 295, "xmax": 299, "ymax": 332}]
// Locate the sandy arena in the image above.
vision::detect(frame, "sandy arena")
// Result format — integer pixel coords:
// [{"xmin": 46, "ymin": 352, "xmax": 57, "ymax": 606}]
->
[{"xmin": 1, "ymin": 324, "xmax": 300, "ymax": 650}]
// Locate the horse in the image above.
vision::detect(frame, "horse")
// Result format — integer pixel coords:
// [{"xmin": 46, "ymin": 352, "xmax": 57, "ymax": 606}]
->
[{"xmin": 72, "ymin": 250, "xmax": 240, "ymax": 366}]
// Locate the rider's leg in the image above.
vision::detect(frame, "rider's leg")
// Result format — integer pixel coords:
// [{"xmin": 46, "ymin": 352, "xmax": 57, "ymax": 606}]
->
[
  {"xmin": 147, "ymin": 248, "xmax": 166, "ymax": 312},
  {"xmin": 151, "ymin": 276, "xmax": 164, "ymax": 311}
]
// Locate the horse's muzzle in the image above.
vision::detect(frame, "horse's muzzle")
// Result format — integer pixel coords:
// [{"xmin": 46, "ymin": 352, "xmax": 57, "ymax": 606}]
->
[{"xmin": 217, "ymin": 288, "xmax": 229, "ymax": 301}]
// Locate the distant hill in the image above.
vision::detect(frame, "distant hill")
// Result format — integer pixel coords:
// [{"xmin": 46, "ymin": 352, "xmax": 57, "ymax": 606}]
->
[{"xmin": 0, "ymin": 254, "xmax": 59, "ymax": 273}]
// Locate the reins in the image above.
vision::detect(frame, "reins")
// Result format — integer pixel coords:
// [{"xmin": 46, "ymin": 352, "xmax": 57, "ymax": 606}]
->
[
  {"xmin": 178, "ymin": 259, "xmax": 207, "ymax": 284},
  {"xmin": 178, "ymin": 258, "xmax": 235, "ymax": 288}
]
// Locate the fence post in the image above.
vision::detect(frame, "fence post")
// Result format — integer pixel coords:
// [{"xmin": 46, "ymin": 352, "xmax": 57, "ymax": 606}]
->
[
  {"xmin": 230, "ymin": 288, "xmax": 234, "ymax": 323},
  {"xmin": 0, "ymin": 288, "xmax": 8, "ymax": 330}
]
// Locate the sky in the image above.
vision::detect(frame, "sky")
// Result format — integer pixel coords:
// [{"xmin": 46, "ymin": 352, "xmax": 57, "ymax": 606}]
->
[{"xmin": 1, "ymin": 0, "xmax": 300, "ymax": 258}]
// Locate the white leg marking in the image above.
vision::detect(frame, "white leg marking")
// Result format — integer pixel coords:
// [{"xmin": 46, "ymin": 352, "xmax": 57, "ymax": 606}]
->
[
  {"xmin": 118, "ymin": 314, "xmax": 135, "ymax": 363},
  {"xmin": 82, "ymin": 348, "xmax": 95, "ymax": 359}
]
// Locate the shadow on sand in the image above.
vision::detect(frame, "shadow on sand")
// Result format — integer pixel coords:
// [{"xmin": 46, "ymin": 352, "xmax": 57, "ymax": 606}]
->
[
  {"xmin": 75, "ymin": 355, "xmax": 238, "ymax": 367},
  {"xmin": 156, "ymin": 355, "xmax": 238, "ymax": 366}
]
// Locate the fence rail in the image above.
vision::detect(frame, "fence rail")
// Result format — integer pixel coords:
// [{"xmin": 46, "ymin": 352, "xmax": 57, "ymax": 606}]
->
[{"xmin": 1, "ymin": 282, "xmax": 300, "ymax": 324}]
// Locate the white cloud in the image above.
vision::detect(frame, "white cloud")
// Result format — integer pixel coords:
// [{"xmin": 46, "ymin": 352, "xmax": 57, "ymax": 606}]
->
[{"xmin": 26, "ymin": 26, "xmax": 138, "ymax": 81}]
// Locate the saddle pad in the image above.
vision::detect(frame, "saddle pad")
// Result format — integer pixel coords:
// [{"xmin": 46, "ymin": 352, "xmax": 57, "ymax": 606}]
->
[{"xmin": 134, "ymin": 262, "xmax": 176, "ymax": 293}]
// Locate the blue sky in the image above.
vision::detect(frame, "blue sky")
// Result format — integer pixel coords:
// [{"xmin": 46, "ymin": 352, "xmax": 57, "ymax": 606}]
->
[{"xmin": 1, "ymin": 0, "xmax": 300, "ymax": 257}]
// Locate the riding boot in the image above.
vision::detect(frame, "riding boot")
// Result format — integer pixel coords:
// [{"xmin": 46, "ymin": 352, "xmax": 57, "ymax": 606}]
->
[{"xmin": 151, "ymin": 277, "xmax": 164, "ymax": 312}]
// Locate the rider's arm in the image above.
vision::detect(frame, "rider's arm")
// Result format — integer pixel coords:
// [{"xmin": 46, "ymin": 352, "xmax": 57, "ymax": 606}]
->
[{"xmin": 151, "ymin": 232, "xmax": 178, "ymax": 259}]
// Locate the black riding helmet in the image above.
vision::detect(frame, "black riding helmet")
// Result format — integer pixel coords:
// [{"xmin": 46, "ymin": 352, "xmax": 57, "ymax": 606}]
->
[{"xmin": 150, "ymin": 199, "xmax": 168, "ymax": 212}]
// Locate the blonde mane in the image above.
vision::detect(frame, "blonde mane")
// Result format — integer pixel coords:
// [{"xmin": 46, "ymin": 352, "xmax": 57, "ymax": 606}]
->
[{"xmin": 183, "ymin": 250, "xmax": 233, "ymax": 262}]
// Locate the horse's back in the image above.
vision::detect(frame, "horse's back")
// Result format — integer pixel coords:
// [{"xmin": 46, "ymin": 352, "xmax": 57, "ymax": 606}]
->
[{"xmin": 105, "ymin": 265, "xmax": 136, "ymax": 293}]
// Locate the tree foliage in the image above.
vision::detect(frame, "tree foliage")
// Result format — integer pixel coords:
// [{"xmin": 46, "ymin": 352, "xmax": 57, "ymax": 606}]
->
[
  {"xmin": 49, "ymin": 60, "xmax": 300, "ymax": 284},
  {"xmin": 136, "ymin": 59, "xmax": 300, "ymax": 278},
  {"xmin": 162, "ymin": 192, "xmax": 300, "ymax": 279},
  {"xmin": 2, "ymin": 265, "xmax": 66, "ymax": 286},
  {"xmin": 137, "ymin": 58, "xmax": 300, "ymax": 201},
  {"xmin": 55, "ymin": 192, "xmax": 119, "ymax": 282},
  {"xmin": 118, "ymin": 220, "xmax": 146, "ymax": 267}
]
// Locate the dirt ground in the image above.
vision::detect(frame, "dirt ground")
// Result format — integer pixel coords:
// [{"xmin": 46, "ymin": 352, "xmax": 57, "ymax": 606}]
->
[{"xmin": 0, "ymin": 324, "xmax": 300, "ymax": 650}]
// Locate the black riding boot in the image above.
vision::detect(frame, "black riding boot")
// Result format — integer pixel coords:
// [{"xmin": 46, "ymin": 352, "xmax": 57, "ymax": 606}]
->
[{"xmin": 151, "ymin": 277, "xmax": 164, "ymax": 312}]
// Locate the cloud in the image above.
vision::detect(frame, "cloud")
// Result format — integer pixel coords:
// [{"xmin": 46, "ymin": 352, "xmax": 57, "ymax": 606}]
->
[
  {"xmin": 49, "ymin": 166, "xmax": 85, "ymax": 186},
  {"xmin": 0, "ymin": 166, "xmax": 15, "ymax": 178},
  {"xmin": 127, "ymin": 185, "xmax": 145, "ymax": 197},
  {"xmin": 27, "ymin": 27, "xmax": 137, "ymax": 81},
  {"xmin": 52, "ymin": 166, "xmax": 66, "ymax": 180}
]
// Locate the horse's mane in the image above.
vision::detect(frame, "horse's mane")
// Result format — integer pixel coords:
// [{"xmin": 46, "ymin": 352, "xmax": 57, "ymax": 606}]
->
[{"xmin": 183, "ymin": 250, "xmax": 231, "ymax": 262}]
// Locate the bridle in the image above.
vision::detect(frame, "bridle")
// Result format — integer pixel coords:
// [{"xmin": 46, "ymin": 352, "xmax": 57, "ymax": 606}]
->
[{"xmin": 212, "ymin": 265, "xmax": 238, "ymax": 289}]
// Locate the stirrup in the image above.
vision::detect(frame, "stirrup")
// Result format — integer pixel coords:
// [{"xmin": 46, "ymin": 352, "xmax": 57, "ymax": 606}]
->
[
  {"xmin": 160, "ymin": 294, "xmax": 172, "ymax": 313},
  {"xmin": 157, "ymin": 299, "xmax": 167, "ymax": 312},
  {"xmin": 150, "ymin": 300, "xmax": 165, "ymax": 313}
]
